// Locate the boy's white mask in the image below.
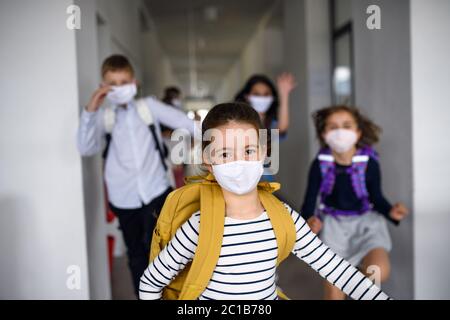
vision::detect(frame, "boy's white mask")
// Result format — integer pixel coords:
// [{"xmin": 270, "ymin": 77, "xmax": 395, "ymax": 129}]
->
[
  {"xmin": 172, "ymin": 99, "xmax": 182, "ymax": 108},
  {"xmin": 106, "ymin": 83, "xmax": 137, "ymax": 105},
  {"xmin": 212, "ymin": 160, "xmax": 264, "ymax": 195},
  {"xmin": 325, "ymin": 128, "xmax": 358, "ymax": 153},
  {"xmin": 248, "ymin": 95, "xmax": 273, "ymax": 113}
]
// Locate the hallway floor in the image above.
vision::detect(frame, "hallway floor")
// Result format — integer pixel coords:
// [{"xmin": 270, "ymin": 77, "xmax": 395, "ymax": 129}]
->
[
  {"xmin": 111, "ymin": 257, "xmax": 135, "ymax": 300},
  {"xmin": 112, "ymin": 255, "xmax": 323, "ymax": 300}
]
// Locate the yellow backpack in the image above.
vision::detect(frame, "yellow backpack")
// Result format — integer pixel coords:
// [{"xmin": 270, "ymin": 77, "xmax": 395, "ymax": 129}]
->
[{"xmin": 149, "ymin": 173, "xmax": 296, "ymax": 300}]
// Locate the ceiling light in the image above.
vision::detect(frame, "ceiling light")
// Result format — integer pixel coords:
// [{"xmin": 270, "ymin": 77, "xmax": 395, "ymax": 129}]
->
[{"xmin": 204, "ymin": 6, "xmax": 218, "ymax": 22}]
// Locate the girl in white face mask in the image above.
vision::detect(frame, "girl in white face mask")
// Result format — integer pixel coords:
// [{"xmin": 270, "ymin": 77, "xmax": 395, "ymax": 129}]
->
[
  {"xmin": 235, "ymin": 74, "xmax": 297, "ymax": 183},
  {"xmin": 301, "ymin": 105, "xmax": 409, "ymax": 300},
  {"xmin": 139, "ymin": 103, "xmax": 392, "ymax": 301},
  {"xmin": 235, "ymin": 73, "xmax": 297, "ymax": 136}
]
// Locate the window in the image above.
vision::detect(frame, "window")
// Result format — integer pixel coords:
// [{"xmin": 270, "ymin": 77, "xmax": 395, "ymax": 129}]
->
[{"xmin": 330, "ymin": 0, "xmax": 354, "ymax": 105}]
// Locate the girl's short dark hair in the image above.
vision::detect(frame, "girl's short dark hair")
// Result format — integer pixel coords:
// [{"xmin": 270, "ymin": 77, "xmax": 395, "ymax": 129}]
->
[
  {"xmin": 101, "ymin": 54, "xmax": 134, "ymax": 77},
  {"xmin": 313, "ymin": 105, "xmax": 381, "ymax": 148},
  {"xmin": 234, "ymin": 75, "xmax": 279, "ymax": 129},
  {"xmin": 202, "ymin": 102, "xmax": 264, "ymax": 152}
]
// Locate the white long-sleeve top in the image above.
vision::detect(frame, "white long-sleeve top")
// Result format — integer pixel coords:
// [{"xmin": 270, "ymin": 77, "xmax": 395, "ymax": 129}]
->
[
  {"xmin": 139, "ymin": 203, "xmax": 391, "ymax": 300},
  {"xmin": 77, "ymin": 97, "xmax": 195, "ymax": 209}
]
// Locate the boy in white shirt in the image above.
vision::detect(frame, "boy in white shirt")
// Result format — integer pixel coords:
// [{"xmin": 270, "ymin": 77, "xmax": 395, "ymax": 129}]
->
[{"xmin": 77, "ymin": 55, "xmax": 195, "ymax": 296}]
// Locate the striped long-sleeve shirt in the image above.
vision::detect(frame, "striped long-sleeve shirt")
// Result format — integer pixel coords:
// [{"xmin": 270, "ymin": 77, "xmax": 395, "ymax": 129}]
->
[{"xmin": 139, "ymin": 203, "xmax": 390, "ymax": 300}]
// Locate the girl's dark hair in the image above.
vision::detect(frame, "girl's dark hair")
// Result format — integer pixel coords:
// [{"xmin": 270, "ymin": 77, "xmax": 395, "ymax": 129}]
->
[
  {"xmin": 313, "ymin": 105, "xmax": 381, "ymax": 148},
  {"xmin": 202, "ymin": 102, "xmax": 264, "ymax": 152},
  {"xmin": 234, "ymin": 75, "xmax": 279, "ymax": 129},
  {"xmin": 162, "ymin": 86, "xmax": 181, "ymax": 106}
]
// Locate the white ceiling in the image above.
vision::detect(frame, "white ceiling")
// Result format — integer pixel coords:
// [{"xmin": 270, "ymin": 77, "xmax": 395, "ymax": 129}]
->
[{"xmin": 143, "ymin": 0, "xmax": 277, "ymax": 97}]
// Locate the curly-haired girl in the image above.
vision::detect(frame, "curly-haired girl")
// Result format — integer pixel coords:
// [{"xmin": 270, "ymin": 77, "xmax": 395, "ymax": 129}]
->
[{"xmin": 301, "ymin": 105, "xmax": 408, "ymax": 300}]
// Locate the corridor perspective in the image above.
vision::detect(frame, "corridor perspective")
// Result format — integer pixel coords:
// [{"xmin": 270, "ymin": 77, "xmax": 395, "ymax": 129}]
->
[{"xmin": 1, "ymin": 0, "xmax": 449, "ymax": 300}]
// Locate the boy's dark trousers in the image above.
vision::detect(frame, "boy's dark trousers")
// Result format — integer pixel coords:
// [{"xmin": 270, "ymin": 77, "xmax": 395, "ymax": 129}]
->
[{"xmin": 109, "ymin": 187, "xmax": 172, "ymax": 298}]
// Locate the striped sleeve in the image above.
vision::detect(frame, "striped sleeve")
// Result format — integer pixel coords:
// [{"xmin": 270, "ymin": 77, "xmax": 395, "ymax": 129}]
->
[
  {"xmin": 284, "ymin": 203, "xmax": 391, "ymax": 300},
  {"xmin": 139, "ymin": 212, "xmax": 200, "ymax": 300}
]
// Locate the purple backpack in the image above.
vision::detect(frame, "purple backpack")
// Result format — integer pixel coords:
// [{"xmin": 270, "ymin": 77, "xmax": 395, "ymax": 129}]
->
[{"xmin": 317, "ymin": 146, "xmax": 379, "ymax": 218}]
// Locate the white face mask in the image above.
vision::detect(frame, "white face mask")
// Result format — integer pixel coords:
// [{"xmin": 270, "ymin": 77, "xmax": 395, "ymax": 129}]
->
[
  {"xmin": 325, "ymin": 129, "xmax": 358, "ymax": 153},
  {"xmin": 172, "ymin": 99, "xmax": 182, "ymax": 108},
  {"xmin": 106, "ymin": 83, "xmax": 137, "ymax": 105},
  {"xmin": 212, "ymin": 160, "xmax": 264, "ymax": 195},
  {"xmin": 248, "ymin": 95, "xmax": 273, "ymax": 113}
]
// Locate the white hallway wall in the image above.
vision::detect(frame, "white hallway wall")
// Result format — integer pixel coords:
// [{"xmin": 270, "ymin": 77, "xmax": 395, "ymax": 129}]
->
[
  {"xmin": 410, "ymin": 0, "xmax": 450, "ymax": 299},
  {"xmin": 279, "ymin": 0, "xmax": 332, "ymax": 210},
  {"xmin": 215, "ymin": 9, "xmax": 284, "ymax": 103},
  {"xmin": 0, "ymin": 0, "xmax": 89, "ymax": 299},
  {"xmin": 142, "ymin": 30, "xmax": 180, "ymax": 98},
  {"xmin": 0, "ymin": 0, "xmax": 176, "ymax": 299},
  {"xmin": 282, "ymin": 0, "xmax": 450, "ymax": 299},
  {"xmin": 352, "ymin": 0, "xmax": 414, "ymax": 299}
]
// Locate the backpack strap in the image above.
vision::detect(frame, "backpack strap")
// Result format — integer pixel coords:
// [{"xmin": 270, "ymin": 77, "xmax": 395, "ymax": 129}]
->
[
  {"xmin": 177, "ymin": 174, "xmax": 296, "ymax": 300},
  {"xmin": 318, "ymin": 146, "xmax": 377, "ymax": 217},
  {"xmin": 349, "ymin": 155, "xmax": 370, "ymax": 199},
  {"xmin": 135, "ymin": 98, "xmax": 155, "ymax": 126},
  {"xmin": 317, "ymin": 148, "xmax": 336, "ymax": 215},
  {"xmin": 359, "ymin": 145, "xmax": 379, "ymax": 161},
  {"xmin": 103, "ymin": 105, "xmax": 116, "ymax": 134},
  {"xmin": 102, "ymin": 106, "xmax": 116, "ymax": 159},
  {"xmin": 151, "ymin": 182, "xmax": 201, "ymax": 300},
  {"xmin": 178, "ymin": 182, "xmax": 225, "ymax": 300},
  {"xmin": 259, "ymin": 190, "xmax": 296, "ymax": 265},
  {"xmin": 348, "ymin": 146, "xmax": 376, "ymax": 213},
  {"xmin": 135, "ymin": 98, "xmax": 169, "ymax": 171}
]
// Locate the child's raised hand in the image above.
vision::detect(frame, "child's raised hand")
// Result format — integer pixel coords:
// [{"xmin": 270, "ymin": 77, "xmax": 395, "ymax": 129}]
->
[
  {"xmin": 307, "ymin": 216, "xmax": 323, "ymax": 234},
  {"xmin": 86, "ymin": 85, "xmax": 112, "ymax": 112},
  {"xmin": 277, "ymin": 72, "xmax": 297, "ymax": 97},
  {"xmin": 389, "ymin": 203, "xmax": 409, "ymax": 222}
]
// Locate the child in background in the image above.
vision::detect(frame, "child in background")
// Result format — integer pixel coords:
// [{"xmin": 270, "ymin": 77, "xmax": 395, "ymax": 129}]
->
[
  {"xmin": 301, "ymin": 105, "xmax": 408, "ymax": 300},
  {"xmin": 161, "ymin": 86, "xmax": 183, "ymax": 109},
  {"xmin": 235, "ymin": 74, "xmax": 297, "ymax": 181},
  {"xmin": 235, "ymin": 73, "xmax": 296, "ymax": 136},
  {"xmin": 139, "ymin": 103, "xmax": 391, "ymax": 300}
]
